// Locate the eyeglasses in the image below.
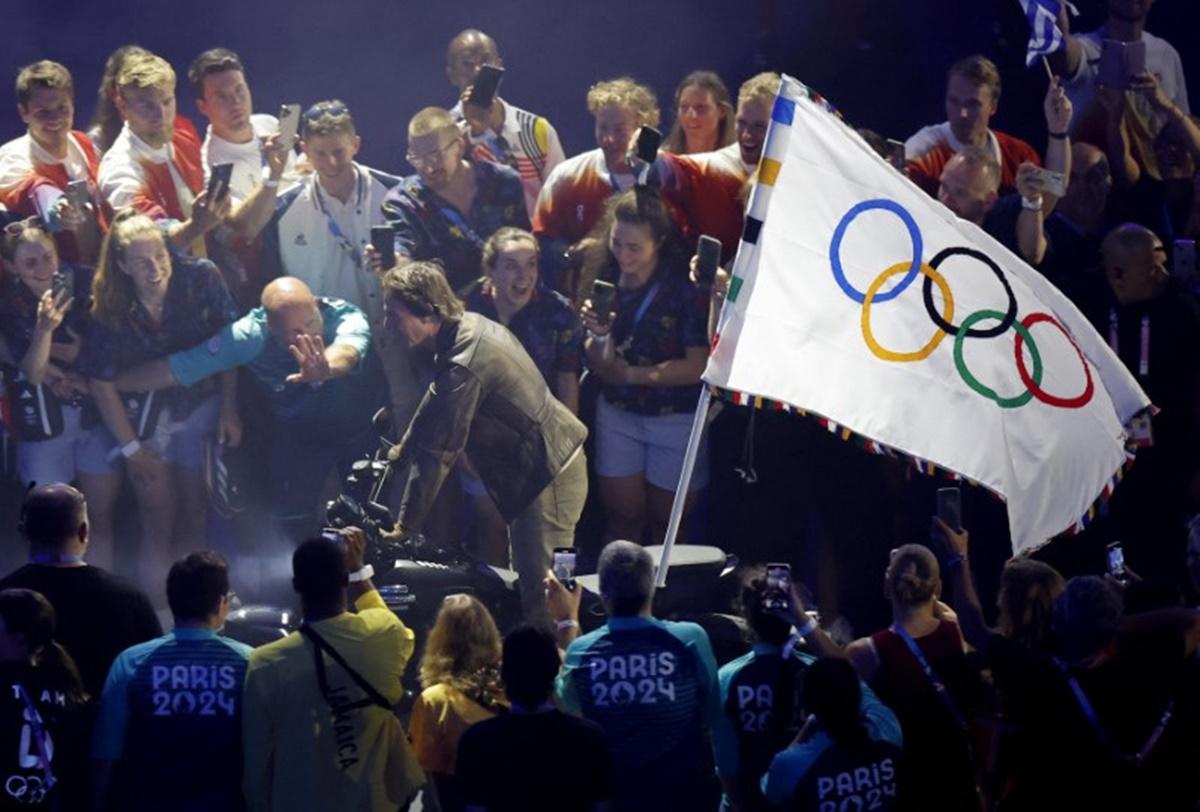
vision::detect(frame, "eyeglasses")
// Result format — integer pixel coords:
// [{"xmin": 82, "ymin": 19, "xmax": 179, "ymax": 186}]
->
[{"xmin": 406, "ymin": 139, "xmax": 458, "ymax": 170}]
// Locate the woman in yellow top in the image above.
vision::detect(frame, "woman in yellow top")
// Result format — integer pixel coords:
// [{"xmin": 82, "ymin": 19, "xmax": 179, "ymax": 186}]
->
[{"xmin": 409, "ymin": 594, "xmax": 508, "ymax": 811}]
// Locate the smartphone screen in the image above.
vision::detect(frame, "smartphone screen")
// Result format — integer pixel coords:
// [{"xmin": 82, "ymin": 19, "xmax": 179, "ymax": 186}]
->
[
  {"xmin": 277, "ymin": 103, "xmax": 301, "ymax": 150},
  {"xmin": 371, "ymin": 225, "xmax": 396, "ymax": 270},
  {"xmin": 66, "ymin": 179, "xmax": 90, "ymax": 211},
  {"xmin": 51, "ymin": 269, "xmax": 74, "ymax": 301},
  {"xmin": 553, "ymin": 547, "xmax": 577, "ymax": 589},
  {"xmin": 207, "ymin": 162, "xmax": 234, "ymax": 200},
  {"xmin": 696, "ymin": 235, "xmax": 722, "ymax": 285},
  {"xmin": 1173, "ymin": 239, "xmax": 1197, "ymax": 285},
  {"xmin": 591, "ymin": 280, "xmax": 617, "ymax": 324},
  {"xmin": 634, "ymin": 126, "xmax": 663, "ymax": 164},
  {"xmin": 1107, "ymin": 543, "xmax": 1125, "ymax": 577},
  {"xmin": 467, "ymin": 65, "xmax": 505, "ymax": 109},
  {"xmin": 764, "ymin": 563, "xmax": 791, "ymax": 611},
  {"xmin": 936, "ymin": 487, "xmax": 963, "ymax": 531},
  {"xmin": 1032, "ymin": 168, "xmax": 1067, "ymax": 197}
]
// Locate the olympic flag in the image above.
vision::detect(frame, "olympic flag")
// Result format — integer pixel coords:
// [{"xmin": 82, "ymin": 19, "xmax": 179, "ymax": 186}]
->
[{"xmin": 703, "ymin": 76, "xmax": 1151, "ymax": 553}]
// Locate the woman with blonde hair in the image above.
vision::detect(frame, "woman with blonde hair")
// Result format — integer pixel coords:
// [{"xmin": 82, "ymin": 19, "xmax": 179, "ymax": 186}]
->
[
  {"xmin": 409, "ymin": 593, "xmax": 507, "ymax": 811},
  {"xmin": 81, "ymin": 211, "xmax": 240, "ymax": 589}
]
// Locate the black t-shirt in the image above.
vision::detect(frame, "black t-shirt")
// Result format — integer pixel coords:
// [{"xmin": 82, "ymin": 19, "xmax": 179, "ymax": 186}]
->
[
  {"xmin": 456, "ymin": 709, "xmax": 615, "ymax": 812},
  {"xmin": 0, "ymin": 565, "xmax": 161, "ymax": 697},
  {"xmin": 0, "ymin": 662, "xmax": 89, "ymax": 811},
  {"xmin": 986, "ymin": 625, "xmax": 1200, "ymax": 810}
]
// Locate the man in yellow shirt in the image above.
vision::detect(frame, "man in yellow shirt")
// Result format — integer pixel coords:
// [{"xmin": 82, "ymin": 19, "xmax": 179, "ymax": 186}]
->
[{"xmin": 242, "ymin": 528, "xmax": 423, "ymax": 811}]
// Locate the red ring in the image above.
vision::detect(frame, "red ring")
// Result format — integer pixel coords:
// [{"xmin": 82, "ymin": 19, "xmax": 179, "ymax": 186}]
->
[{"xmin": 1013, "ymin": 312, "xmax": 1094, "ymax": 409}]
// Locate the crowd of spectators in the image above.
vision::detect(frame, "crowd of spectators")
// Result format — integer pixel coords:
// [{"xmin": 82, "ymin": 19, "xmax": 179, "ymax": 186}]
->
[{"xmin": 0, "ymin": 4, "xmax": 1197, "ymax": 809}]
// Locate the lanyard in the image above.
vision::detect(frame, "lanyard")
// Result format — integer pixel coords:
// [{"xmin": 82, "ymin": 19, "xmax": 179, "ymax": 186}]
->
[
  {"xmin": 616, "ymin": 281, "xmax": 662, "ymax": 356},
  {"xmin": 16, "ymin": 683, "xmax": 56, "ymax": 791},
  {"xmin": 1108, "ymin": 309, "xmax": 1150, "ymax": 378},
  {"xmin": 313, "ymin": 168, "xmax": 366, "ymax": 269},
  {"xmin": 1053, "ymin": 657, "xmax": 1173, "ymax": 766},
  {"xmin": 29, "ymin": 553, "xmax": 84, "ymax": 565},
  {"xmin": 889, "ymin": 623, "xmax": 967, "ymax": 731}
]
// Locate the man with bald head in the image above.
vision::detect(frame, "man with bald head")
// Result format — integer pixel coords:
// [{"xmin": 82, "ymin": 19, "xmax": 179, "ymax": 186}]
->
[
  {"xmin": 1095, "ymin": 223, "xmax": 1200, "ymax": 590},
  {"xmin": 378, "ymin": 105, "xmax": 528, "ymax": 293},
  {"xmin": 937, "ymin": 144, "xmax": 1002, "ymax": 226},
  {"xmin": 116, "ymin": 277, "xmax": 383, "ymax": 539},
  {"xmin": 445, "ymin": 28, "xmax": 565, "ymax": 218},
  {"xmin": 0, "ymin": 483, "xmax": 161, "ymax": 695}
]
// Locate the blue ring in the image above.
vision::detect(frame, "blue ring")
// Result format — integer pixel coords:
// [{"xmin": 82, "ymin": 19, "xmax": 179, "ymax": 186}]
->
[{"xmin": 829, "ymin": 199, "xmax": 923, "ymax": 304}]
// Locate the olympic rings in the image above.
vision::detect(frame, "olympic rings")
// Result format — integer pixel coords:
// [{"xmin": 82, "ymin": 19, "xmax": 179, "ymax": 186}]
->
[
  {"xmin": 953, "ymin": 310, "xmax": 1043, "ymax": 408},
  {"xmin": 828, "ymin": 198, "xmax": 1095, "ymax": 411},
  {"xmin": 862, "ymin": 262, "xmax": 954, "ymax": 362},
  {"xmin": 1014, "ymin": 313, "xmax": 1095, "ymax": 408},
  {"xmin": 830, "ymin": 199, "xmax": 923, "ymax": 304},
  {"xmin": 924, "ymin": 246, "xmax": 1018, "ymax": 338}
]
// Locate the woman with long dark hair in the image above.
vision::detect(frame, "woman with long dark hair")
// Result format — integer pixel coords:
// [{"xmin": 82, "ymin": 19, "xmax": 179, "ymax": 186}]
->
[
  {"xmin": 579, "ymin": 187, "xmax": 709, "ymax": 545},
  {"xmin": 0, "ymin": 588, "xmax": 89, "ymax": 810},
  {"xmin": 0, "ymin": 219, "xmax": 121, "ymax": 568},
  {"xmin": 663, "ymin": 70, "xmax": 735, "ymax": 155}
]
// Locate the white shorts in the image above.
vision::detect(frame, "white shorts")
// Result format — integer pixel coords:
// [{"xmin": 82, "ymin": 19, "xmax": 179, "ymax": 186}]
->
[{"xmin": 594, "ymin": 395, "xmax": 708, "ymax": 492}]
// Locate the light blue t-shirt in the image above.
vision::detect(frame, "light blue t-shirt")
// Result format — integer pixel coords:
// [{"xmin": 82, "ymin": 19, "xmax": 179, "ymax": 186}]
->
[{"xmin": 168, "ymin": 296, "xmax": 378, "ymax": 425}]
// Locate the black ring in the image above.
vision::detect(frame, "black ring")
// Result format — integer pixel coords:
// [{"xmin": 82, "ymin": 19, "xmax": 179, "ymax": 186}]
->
[{"xmin": 922, "ymin": 246, "xmax": 1016, "ymax": 338}]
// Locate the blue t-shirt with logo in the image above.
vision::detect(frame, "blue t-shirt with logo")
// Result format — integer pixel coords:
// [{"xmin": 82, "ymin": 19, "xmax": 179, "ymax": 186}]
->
[
  {"xmin": 556, "ymin": 616, "xmax": 721, "ymax": 812},
  {"xmin": 167, "ymin": 296, "xmax": 382, "ymax": 429},
  {"xmin": 92, "ymin": 628, "xmax": 252, "ymax": 812}
]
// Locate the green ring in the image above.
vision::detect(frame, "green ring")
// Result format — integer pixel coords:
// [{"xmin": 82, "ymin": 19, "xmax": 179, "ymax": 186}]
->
[{"xmin": 953, "ymin": 309, "xmax": 1042, "ymax": 408}]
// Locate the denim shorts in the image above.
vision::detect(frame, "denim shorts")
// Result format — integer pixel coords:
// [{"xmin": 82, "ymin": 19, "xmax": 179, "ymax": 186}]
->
[
  {"xmin": 594, "ymin": 395, "xmax": 708, "ymax": 491},
  {"xmin": 16, "ymin": 404, "xmax": 116, "ymax": 485}
]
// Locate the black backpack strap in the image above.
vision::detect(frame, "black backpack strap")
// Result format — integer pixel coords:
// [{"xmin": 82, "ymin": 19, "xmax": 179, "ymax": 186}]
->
[{"xmin": 300, "ymin": 624, "xmax": 393, "ymax": 711}]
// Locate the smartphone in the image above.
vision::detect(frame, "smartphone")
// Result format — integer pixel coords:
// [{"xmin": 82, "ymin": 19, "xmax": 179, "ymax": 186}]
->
[
  {"xmin": 634, "ymin": 126, "xmax": 663, "ymax": 164},
  {"xmin": 885, "ymin": 138, "xmax": 906, "ymax": 172},
  {"xmin": 763, "ymin": 563, "xmax": 791, "ymax": 612},
  {"xmin": 65, "ymin": 179, "xmax": 90, "ymax": 212},
  {"xmin": 1099, "ymin": 39, "xmax": 1147, "ymax": 89},
  {"xmin": 467, "ymin": 65, "xmax": 505, "ymax": 109},
  {"xmin": 590, "ymin": 279, "xmax": 617, "ymax": 325},
  {"xmin": 695, "ymin": 235, "xmax": 722, "ymax": 286},
  {"xmin": 553, "ymin": 547, "xmax": 577, "ymax": 590},
  {"xmin": 51, "ymin": 268, "xmax": 74, "ymax": 301},
  {"xmin": 1173, "ymin": 239, "xmax": 1197, "ymax": 285},
  {"xmin": 1107, "ymin": 542, "xmax": 1125, "ymax": 578},
  {"xmin": 207, "ymin": 162, "xmax": 234, "ymax": 200},
  {"xmin": 277, "ymin": 103, "xmax": 301, "ymax": 150},
  {"xmin": 371, "ymin": 225, "xmax": 396, "ymax": 270},
  {"xmin": 321, "ymin": 527, "xmax": 343, "ymax": 544},
  {"xmin": 1030, "ymin": 167, "xmax": 1068, "ymax": 197},
  {"xmin": 937, "ymin": 487, "xmax": 963, "ymax": 531}
]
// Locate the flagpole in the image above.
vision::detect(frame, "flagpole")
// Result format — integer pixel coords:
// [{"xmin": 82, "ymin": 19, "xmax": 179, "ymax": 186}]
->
[{"xmin": 655, "ymin": 386, "xmax": 713, "ymax": 587}]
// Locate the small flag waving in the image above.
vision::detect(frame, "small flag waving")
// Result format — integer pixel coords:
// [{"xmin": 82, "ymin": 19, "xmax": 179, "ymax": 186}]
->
[
  {"xmin": 707, "ymin": 77, "xmax": 1151, "ymax": 553},
  {"xmin": 1019, "ymin": 0, "xmax": 1066, "ymax": 66}
]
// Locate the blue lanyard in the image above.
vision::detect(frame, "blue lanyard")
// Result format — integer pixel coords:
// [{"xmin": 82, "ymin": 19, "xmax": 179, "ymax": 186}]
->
[
  {"xmin": 313, "ymin": 169, "xmax": 365, "ymax": 269},
  {"xmin": 889, "ymin": 623, "xmax": 966, "ymax": 730},
  {"xmin": 16, "ymin": 684, "xmax": 56, "ymax": 791},
  {"xmin": 616, "ymin": 281, "xmax": 662, "ymax": 356},
  {"xmin": 29, "ymin": 553, "xmax": 84, "ymax": 565},
  {"xmin": 1053, "ymin": 657, "xmax": 1173, "ymax": 765}
]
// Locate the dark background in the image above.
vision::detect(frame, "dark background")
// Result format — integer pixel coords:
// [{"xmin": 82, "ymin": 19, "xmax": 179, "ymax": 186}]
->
[{"xmin": 2, "ymin": 0, "xmax": 1194, "ymax": 172}]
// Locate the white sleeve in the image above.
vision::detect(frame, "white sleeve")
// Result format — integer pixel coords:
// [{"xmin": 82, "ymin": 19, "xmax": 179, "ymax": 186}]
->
[{"xmin": 99, "ymin": 154, "xmax": 144, "ymax": 211}]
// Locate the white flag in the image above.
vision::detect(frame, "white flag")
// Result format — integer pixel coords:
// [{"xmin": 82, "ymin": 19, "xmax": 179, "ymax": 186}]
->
[{"xmin": 706, "ymin": 76, "xmax": 1151, "ymax": 553}]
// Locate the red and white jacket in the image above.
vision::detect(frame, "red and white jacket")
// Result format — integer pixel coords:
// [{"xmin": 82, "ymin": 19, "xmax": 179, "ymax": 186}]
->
[
  {"xmin": 0, "ymin": 130, "xmax": 112, "ymax": 263},
  {"xmin": 98, "ymin": 117, "xmax": 204, "ymax": 223}
]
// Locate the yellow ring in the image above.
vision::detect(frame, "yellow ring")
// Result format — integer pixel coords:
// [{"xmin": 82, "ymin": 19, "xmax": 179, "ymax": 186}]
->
[{"xmin": 861, "ymin": 262, "xmax": 954, "ymax": 362}]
